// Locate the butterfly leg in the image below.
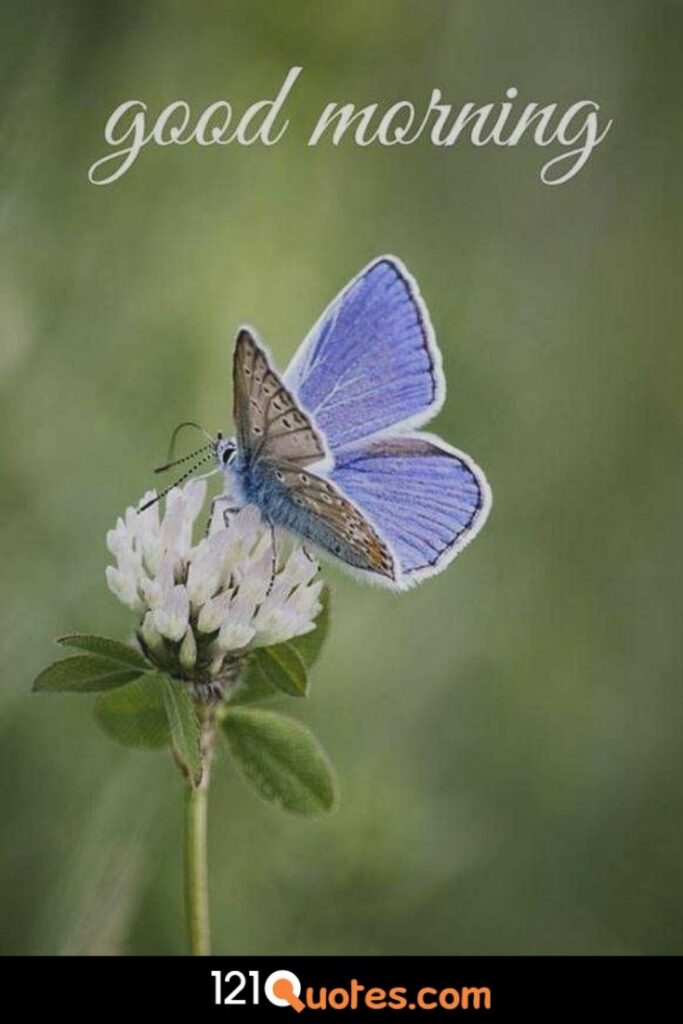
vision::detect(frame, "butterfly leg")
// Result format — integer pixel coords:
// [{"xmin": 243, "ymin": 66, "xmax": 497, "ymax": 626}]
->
[
  {"xmin": 221, "ymin": 506, "xmax": 241, "ymax": 529},
  {"xmin": 265, "ymin": 517, "xmax": 279, "ymax": 596},
  {"xmin": 206, "ymin": 494, "xmax": 241, "ymax": 536},
  {"xmin": 302, "ymin": 544, "xmax": 317, "ymax": 567}
]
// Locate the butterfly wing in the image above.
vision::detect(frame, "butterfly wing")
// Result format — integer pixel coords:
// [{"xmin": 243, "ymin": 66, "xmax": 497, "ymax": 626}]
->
[
  {"xmin": 232, "ymin": 329, "xmax": 396, "ymax": 581},
  {"xmin": 328, "ymin": 434, "xmax": 491, "ymax": 586},
  {"xmin": 284, "ymin": 256, "xmax": 444, "ymax": 452},
  {"xmin": 255, "ymin": 459, "xmax": 396, "ymax": 582},
  {"xmin": 233, "ymin": 328, "xmax": 329, "ymax": 467}
]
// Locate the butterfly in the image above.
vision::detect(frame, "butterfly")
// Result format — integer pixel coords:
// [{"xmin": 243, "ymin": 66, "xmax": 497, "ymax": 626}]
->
[{"xmin": 209, "ymin": 255, "xmax": 491, "ymax": 590}]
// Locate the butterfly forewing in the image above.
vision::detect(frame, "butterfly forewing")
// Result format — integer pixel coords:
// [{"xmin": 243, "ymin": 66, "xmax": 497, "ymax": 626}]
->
[
  {"xmin": 233, "ymin": 329, "xmax": 327, "ymax": 467},
  {"xmin": 270, "ymin": 461, "xmax": 396, "ymax": 580},
  {"xmin": 284, "ymin": 257, "xmax": 444, "ymax": 451}
]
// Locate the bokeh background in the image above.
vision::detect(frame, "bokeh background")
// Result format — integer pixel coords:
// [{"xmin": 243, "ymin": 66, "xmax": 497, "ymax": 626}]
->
[{"xmin": 1, "ymin": 0, "xmax": 682, "ymax": 955}]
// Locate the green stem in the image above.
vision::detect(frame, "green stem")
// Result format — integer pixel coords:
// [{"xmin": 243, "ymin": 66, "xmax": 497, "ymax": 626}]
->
[{"xmin": 184, "ymin": 727, "xmax": 212, "ymax": 956}]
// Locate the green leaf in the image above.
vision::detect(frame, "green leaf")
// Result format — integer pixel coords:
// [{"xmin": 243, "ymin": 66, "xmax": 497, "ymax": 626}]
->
[
  {"xmin": 253, "ymin": 643, "xmax": 308, "ymax": 697},
  {"xmin": 57, "ymin": 634, "xmax": 149, "ymax": 670},
  {"xmin": 94, "ymin": 672, "xmax": 170, "ymax": 749},
  {"xmin": 228, "ymin": 643, "xmax": 308, "ymax": 705},
  {"xmin": 33, "ymin": 656, "xmax": 142, "ymax": 693},
  {"xmin": 290, "ymin": 585, "xmax": 331, "ymax": 669},
  {"xmin": 222, "ymin": 708, "xmax": 337, "ymax": 815},
  {"xmin": 226, "ymin": 660, "xmax": 280, "ymax": 706},
  {"xmin": 161, "ymin": 676, "xmax": 202, "ymax": 785}
]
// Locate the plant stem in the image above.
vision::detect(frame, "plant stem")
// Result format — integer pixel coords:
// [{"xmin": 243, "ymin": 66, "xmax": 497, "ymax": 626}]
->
[{"xmin": 184, "ymin": 720, "xmax": 213, "ymax": 956}]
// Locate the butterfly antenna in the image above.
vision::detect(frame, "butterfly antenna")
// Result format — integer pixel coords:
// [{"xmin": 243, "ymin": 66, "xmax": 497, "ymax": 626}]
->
[
  {"xmin": 154, "ymin": 442, "xmax": 211, "ymax": 474},
  {"xmin": 138, "ymin": 452, "xmax": 215, "ymax": 514},
  {"xmin": 166, "ymin": 420, "xmax": 214, "ymax": 463}
]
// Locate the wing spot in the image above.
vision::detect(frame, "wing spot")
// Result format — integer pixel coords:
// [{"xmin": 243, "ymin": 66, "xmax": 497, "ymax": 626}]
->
[
  {"xmin": 275, "ymin": 470, "xmax": 285, "ymax": 482},
  {"xmin": 299, "ymin": 473, "xmax": 309, "ymax": 484}
]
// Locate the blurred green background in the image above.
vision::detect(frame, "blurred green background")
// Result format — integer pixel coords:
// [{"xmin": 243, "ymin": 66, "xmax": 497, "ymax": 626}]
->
[{"xmin": 2, "ymin": 0, "xmax": 682, "ymax": 955}]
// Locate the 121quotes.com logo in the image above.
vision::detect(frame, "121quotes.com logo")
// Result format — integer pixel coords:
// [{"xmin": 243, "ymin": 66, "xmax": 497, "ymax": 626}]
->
[{"xmin": 212, "ymin": 970, "xmax": 492, "ymax": 1012}]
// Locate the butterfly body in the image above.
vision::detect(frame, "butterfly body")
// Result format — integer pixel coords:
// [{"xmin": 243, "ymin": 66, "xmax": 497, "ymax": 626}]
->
[{"xmin": 217, "ymin": 255, "xmax": 491, "ymax": 589}]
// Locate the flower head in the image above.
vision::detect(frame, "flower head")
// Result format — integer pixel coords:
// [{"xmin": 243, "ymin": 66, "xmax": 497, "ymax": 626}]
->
[{"xmin": 106, "ymin": 480, "xmax": 323, "ymax": 693}]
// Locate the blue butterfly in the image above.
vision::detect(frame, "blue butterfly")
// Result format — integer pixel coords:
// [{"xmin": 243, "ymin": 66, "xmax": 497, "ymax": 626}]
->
[{"xmin": 207, "ymin": 255, "xmax": 491, "ymax": 590}]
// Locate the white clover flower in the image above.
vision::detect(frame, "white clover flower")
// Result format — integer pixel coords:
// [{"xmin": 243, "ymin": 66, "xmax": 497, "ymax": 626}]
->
[{"xmin": 106, "ymin": 479, "xmax": 323, "ymax": 691}]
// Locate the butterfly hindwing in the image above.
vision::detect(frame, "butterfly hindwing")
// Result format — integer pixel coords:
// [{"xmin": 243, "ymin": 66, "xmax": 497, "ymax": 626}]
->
[
  {"xmin": 253, "ymin": 459, "xmax": 396, "ymax": 581},
  {"xmin": 233, "ymin": 328, "xmax": 328, "ymax": 467},
  {"xmin": 328, "ymin": 434, "xmax": 491, "ymax": 585}
]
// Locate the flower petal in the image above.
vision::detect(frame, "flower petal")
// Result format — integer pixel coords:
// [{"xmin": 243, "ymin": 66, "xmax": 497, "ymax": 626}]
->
[
  {"xmin": 105, "ymin": 565, "xmax": 141, "ymax": 611},
  {"xmin": 153, "ymin": 584, "xmax": 190, "ymax": 642}
]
